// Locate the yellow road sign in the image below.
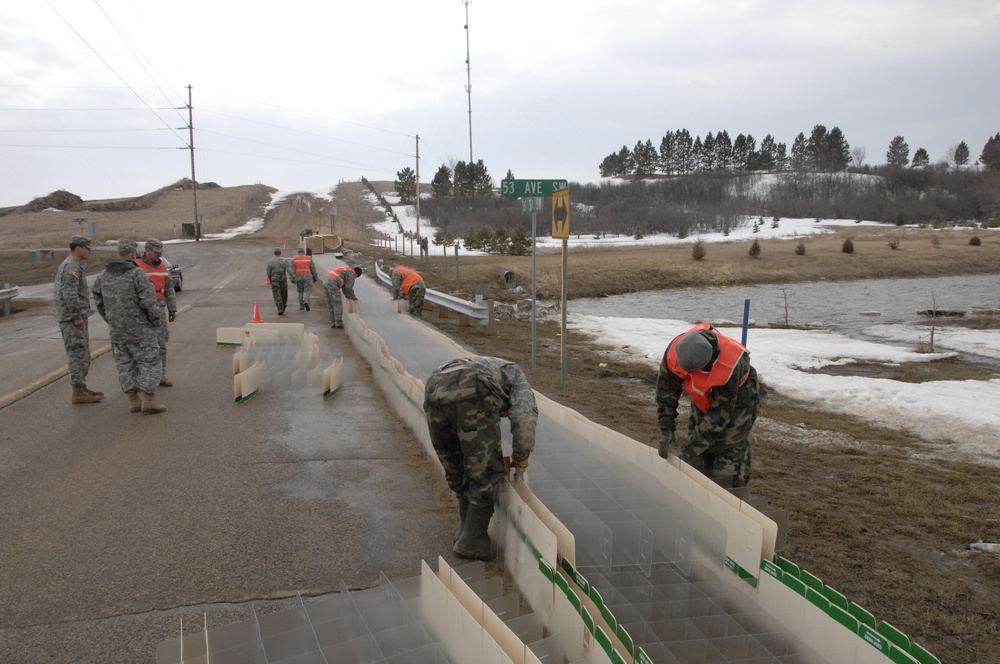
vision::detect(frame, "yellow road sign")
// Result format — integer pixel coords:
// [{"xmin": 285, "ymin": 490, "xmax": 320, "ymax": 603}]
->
[{"xmin": 551, "ymin": 188, "xmax": 570, "ymax": 239}]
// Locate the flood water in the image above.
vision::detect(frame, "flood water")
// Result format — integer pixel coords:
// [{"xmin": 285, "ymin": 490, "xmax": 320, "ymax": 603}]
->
[{"xmin": 570, "ymin": 274, "xmax": 1000, "ymax": 339}]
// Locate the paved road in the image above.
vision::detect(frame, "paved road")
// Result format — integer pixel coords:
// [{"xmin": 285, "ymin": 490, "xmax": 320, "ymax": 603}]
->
[{"xmin": 0, "ymin": 238, "xmax": 459, "ymax": 663}]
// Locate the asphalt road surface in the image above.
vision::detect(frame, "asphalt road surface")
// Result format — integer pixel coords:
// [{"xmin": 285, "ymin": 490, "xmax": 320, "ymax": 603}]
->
[{"xmin": 0, "ymin": 238, "xmax": 460, "ymax": 663}]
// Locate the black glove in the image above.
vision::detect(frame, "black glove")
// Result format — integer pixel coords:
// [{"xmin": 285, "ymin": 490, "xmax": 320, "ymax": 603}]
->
[
  {"xmin": 168, "ymin": 311, "xmax": 176, "ymax": 322},
  {"xmin": 658, "ymin": 430, "xmax": 675, "ymax": 459},
  {"xmin": 313, "ymin": 277, "xmax": 317, "ymax": 283}
]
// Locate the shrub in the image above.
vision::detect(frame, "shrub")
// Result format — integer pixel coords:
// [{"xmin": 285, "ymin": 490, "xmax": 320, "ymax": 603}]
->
[
  {"xmin": 842, "ymin": 238, "xmax": 855, "ymax": 254},
  {"xmin": 887, "ymin": 236, "xmax": 900, "ymax": 250},
  {"xmin": 982, "ymin": 217, "xmax": 1000, "ymax": 229},
  {"xmin": 691, "ymin": 240, "xmax": 706, "ymax": 261},
  {"xmin": 931, "ymin": 237, "xmax": 941, "ymax": 249},
  {"xmin": 795, "ymin": 241, "xmax": 806, "ymax": 256},
  {"xmin": 749, "ymin": 239, "xmax": 761, "ymax": 258},
  {"xmin": 969, "ymin": 235, "xmax": 982, "ymax": 247}
]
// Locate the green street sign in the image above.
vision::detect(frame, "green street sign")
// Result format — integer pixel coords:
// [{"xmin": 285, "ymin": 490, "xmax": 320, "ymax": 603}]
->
[
  {"xmin": 74, "ymin": 218, "xmax": 86, "ymax": 225},
  {"xmin": 501, "ymin": 178, "xmax": 568, "ymax": 198},
  {"xmin": 520, "ymin": 196, "xmax": 543, "ymax": 213}
]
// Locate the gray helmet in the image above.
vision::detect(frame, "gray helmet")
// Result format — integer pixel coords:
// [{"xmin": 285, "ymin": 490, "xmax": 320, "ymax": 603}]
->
[{"xmin": 675, "ymin": 332, "xmax": 713, "ymax": 372}]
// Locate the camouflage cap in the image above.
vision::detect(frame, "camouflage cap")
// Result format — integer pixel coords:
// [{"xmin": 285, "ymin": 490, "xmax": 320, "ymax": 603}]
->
[
  {"xmin": 145, "ymin": 238, "xmax": 164, "ymax": 252},
  {"xmin": 117, "ymin": 238, "xmax": 138, "ymax": 252},
  {"xmin": 70, "ymin": 235, "xmax": 92, "ymax": 249}
]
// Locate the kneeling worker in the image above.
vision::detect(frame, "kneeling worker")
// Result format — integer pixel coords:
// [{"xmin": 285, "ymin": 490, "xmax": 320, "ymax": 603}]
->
[
  {"xmin": 656, "ymin": 324, "xmax": 760, "ymax": 488},
  {"xmin": 423, "ymin": 356, "xmax": 537, "ymax": 560}
]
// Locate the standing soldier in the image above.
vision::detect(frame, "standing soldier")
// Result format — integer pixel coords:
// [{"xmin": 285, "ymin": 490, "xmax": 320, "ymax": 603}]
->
[
  {"xmin": 92, "ymin": 238, "xmax": 165, "ymax": 414},
  {"xmin": 323, "ymin": 265, "xmax": 362, "ymax": 328},
  {"xmin": 292, "ymin": 248, "xmax": 319, "ymax": 311},
  {"xmin": 656, "ymin": 324, "xmax": 760, "ymax": 488},
  {"xmin": 389, "ymin": 265, "xmax": 426, "ymax": 317},
  {"xmin": 424, "ymin": 356, "xmax": 537, "ymax": 561},
  {"xmin": 135, "ymin": 238, "xmax": 177, "ymax": 387},
  {"xmin": 53, "ymin": 234, "xmax": 103, "ymax": 404},
  {"xmin": 265, "ymin": 247, "xmax": 293, "ymax": 315}
]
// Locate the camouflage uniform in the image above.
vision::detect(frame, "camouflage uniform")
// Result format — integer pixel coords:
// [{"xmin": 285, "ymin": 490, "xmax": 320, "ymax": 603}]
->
[
  {"xmin": 292, "ymin": 251, "xmax": 319, "ymax": 309},
  {"xmin": 323, "ymin": 268, "xmax": 359, "ymax": 327},
  {"xmin": 93, "ymin": 258, "xmax": 163, "ymax": 394},
  {"xmin": 656, "ymin": 332, "xmax": 760, "ymax": 487},
  {"xmin": 423, "ymin": 356, "xmax": 538, "ymax": 508},
  {"xmin": 266, "ymin": 253, "xmax": 293, "ymax": 314},
  {"xmin": 136, "ymin": 246, "xmax": 176, "ymax": 380},
  {"xmin": 53, "ymin": 251, "xmax": 95, "ymax": 386},
  {"xmin": 391, "ymin": 267, "xmax": 426, "ymax": 317}
]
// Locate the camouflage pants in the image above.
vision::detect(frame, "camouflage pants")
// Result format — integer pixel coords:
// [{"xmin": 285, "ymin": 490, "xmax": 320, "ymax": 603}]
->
[
  {"xmin": 295, "ymin": 278, "xmax": 313, "ymax": 307},
  {"xmin": 323, "ymin": 281, "xmax": 343, "ymax": 325},
  {"xmin": 408, "ymin": 283, "xmax": 426, "ymax": 317},
  {"xmin": 683, "ymin": 368, "xmax": 760, "ymax": 488},
  {"xmin": 423, "ymin": 366, "xmax": 506, "ymax": 508},
  {"xmin": 152, "ymin": 304, "xmax": 169, "ymax": 376},
  {"xmin": 111, "ymin": 340, "xmax": 163, "ymax": 394},
  {"xmin": 59, "ymin": 320, "xmax": 91, "ymax": 385},
  {"xmin": 270, "ymin": 277, "xmax": 288, "ymax": 313}
]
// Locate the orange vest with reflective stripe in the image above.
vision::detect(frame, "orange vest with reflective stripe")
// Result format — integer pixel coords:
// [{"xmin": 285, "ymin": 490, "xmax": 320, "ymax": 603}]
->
[
  {"xmin": 293, "ymin": 254, "xmax": 313, "ymax": 275},
  {"xmin": 394, "ymin": 266, "xmax": 424, "ymax": 295},
  {"xmin": 666, "ymin": 324, "xmax": 749, "ymax": 412},
  {"xmin": 328, "ymin": 266, "xmax": 353, "ymax": 285},
  {"xmin": 135, "ymin": 258, "xmax": 170, "ymax": 299}
]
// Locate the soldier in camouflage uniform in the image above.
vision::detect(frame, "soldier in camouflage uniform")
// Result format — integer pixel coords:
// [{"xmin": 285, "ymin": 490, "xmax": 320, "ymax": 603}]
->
[
  {"xmin": 53, "ymin": 235, "xmax": 103, "ymax": 404},
  {"xmin": 323, "ymin": 266, "xmax": 362, "ymax": 328},
  {"xmin": 656, "ymin": 324, "xmax": 759, "ymax": 488},
  {"xmin": 265, "ymin": 247, "xmax": 293, "ymax": 315},
  {"xmin": 135, "ymin": 238, "xmax": 177, "ymax": 386},
  {"xmin": 389, "ymin": 265, "xmax": 426, "ymax": 317},
  {"xmin": 92, "ymin": 238, "xmax": 166, "ymax": 414},
  {"xmin": 423, "ymin": 356, "xmax": 538, "ymax": 560}
]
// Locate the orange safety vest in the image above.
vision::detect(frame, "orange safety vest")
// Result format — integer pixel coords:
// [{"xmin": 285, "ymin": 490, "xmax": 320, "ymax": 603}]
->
[
  {"xmin": 393, "ymin": 266, "xmax": 424, "ymax": 295},
  {"xmin": 328, "ymin": 266, "xmax": 353, "ymax": 285},
  {"xmin": 665, "ymin": 324, "xmax": 750, "ymax": 412},
  {"xmin": 293, "ymin": 254, "xmax": 313, "ymax": 276},
  {"xmin": 135, "ymin": 258, "xmax": 170, "ymax": 299}
]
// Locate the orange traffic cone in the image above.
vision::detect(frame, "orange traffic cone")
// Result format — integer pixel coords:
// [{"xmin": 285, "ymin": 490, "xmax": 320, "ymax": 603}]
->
[{"xmin": 250, "ymin": 301, "xmax": 262, "ymax": 323}]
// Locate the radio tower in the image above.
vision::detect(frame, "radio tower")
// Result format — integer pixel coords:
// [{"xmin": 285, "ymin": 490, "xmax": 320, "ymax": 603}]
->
[{"xmin": 463, "ymin": 1, "xmax": 473, "ymax": 163}]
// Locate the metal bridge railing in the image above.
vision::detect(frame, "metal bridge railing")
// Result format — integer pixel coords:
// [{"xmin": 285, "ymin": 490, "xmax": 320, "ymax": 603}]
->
[{"xmin": 373, "ymin": 262, "xmax": 494, "ymax": 332}]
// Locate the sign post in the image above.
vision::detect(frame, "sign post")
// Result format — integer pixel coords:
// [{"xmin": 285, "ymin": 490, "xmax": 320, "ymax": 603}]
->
[
  {"xmin": 502, "ymin": 179, "xmax": 567, "ymax": 373},
  {"xmin": 552, "ymin": 188, "xmax": 570, "ymax": 386}
]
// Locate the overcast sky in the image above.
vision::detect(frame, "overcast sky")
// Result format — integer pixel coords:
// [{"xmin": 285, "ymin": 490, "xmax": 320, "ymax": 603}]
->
[{"xmin": 2, "ymin": 1, "xmax": 998, "ymax": 208}]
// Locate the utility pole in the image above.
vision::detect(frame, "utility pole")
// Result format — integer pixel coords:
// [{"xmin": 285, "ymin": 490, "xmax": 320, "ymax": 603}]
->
[
  {"xmin": 415, "ymin": 134, "xmax": 421, "ymax": 246},
  {"xmin": 463, "ymin": 1, "xmax": 473, "ymax": 163},
  {"xmin": 187, "ymin": 85, "xmax": 200, "ymax": 241}
]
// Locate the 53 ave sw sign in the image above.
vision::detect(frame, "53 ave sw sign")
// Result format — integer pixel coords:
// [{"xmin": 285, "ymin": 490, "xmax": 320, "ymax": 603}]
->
[{"xmin": 500, "ymin": 179, "xmax": 568, "ymax": 197}]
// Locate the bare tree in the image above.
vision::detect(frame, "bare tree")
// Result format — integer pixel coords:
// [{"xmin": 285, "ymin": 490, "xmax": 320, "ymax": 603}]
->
[{"xmin": 851, "ymin": 146, "xmax": 867, "ymax": 168}]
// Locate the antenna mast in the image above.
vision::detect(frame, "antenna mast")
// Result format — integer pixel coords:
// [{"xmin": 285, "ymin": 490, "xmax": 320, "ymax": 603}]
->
[{"xmin": 463, "ymin": 1, "xmax": 473, "ymax": 163}]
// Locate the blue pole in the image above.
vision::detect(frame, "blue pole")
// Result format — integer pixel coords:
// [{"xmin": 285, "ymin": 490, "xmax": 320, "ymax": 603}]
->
[{"xmin": 741, "ymin": 299, "xmax": 750, "ymax": 346}]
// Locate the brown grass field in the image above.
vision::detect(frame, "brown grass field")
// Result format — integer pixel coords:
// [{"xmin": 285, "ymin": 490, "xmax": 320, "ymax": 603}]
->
[{"xmin": 3, "ymin": 181, "xmax": 1000, "ymax": 663}]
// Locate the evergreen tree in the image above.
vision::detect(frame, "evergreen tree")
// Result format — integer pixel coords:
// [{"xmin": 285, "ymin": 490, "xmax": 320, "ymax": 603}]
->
[
  {"xmin": 658, "ymin": 131, "xmax": 676, "ymax": 175},
  {"xmin": 633, "ymin": 139, "xmax": 658, "ymax": 176},
  {"xmin": 394, "ymin": 167, "xmax": 416, "ymax": 203},
  {"xmin": 954, "ymin": 141, "xmax": 970, "ymax": 167},
  {"xmin": 825, "ymin": 127, "xmax": 851, "ymax": 171},
  {"xmin": 617, "ymin": 145, "xmax": 635, "ymax": 175},
  {"xmin": 805, "ymin": 125, "xmax": 828, "ymax": 170},
  {"xmin": 886, "ymin": 135, "xmax": 910, "ymax": 167},
  {"xmin": 790, "ymin": 132, "xmax": 808, "ymax": 171},
  {"xmin": 431, "ymin": 164, "xmax": 452, "ymax": 197},
  {"xmin": 980, "ymin": 133, "xmax": 1000, "ymax": 171},
  {"xmin": 775, "ymin": 141, "xmax": 790, "ymax": 171},
  {"xmin": 674, "ymin": 129, "xmax": 694, "ymax": 174},
  {"xmin": 757, "ymin": 134, "xmax": 779, "ymax": 171},
  {"xmin": 911, "ymin": 148, "xmax": 930, "ymax": 168},
  {"xmin": 715, "ymin": 130, "xmax": 733, "ymax": 172}
]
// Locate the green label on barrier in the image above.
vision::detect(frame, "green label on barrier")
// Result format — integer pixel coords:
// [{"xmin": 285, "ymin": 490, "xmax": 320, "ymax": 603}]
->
[{"xmin": 761, "ymin": 559, "xmax": 782, "ymax": 579}]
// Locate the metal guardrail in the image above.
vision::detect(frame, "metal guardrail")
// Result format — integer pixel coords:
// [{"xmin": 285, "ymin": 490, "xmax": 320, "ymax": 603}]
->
[
  {"xmin": 1, "ymin": 284, "xmax": 19, "ymax": 317},
  {"xmin": 374, "ymin": 262, "xmax": 493, "ymax": 329}
]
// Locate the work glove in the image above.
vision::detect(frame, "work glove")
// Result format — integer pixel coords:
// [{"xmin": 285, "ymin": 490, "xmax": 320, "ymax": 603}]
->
[
  {"xmin": 168, "ymin": 311, "xmax": 176, "ymax": 322},
  {"xmin": 658, "ymin": 430, "xmax": 675, "ymax": 459}
]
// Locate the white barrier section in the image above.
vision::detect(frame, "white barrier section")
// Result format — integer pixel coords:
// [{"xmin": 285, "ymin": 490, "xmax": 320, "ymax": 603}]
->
[{"xmin": 169, "ymin": 275, "xmax": 937, "ymax": 664}]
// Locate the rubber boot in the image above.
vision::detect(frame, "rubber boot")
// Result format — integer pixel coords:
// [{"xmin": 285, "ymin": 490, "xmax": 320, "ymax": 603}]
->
[
  {"xmin": 71, "ymin": 385, "xmax": 102, "ymax": 404},
  {"xmin": 455, "ymin": 495, "xmax": 470, "ymax": 541},
  {"xmin": 453, "ymin": 503, "xmax": 495, "ymax": 561},
  {"xmin": 84, "ymin": 385, "xmax": 104, "ymax": 398},
  {"xmin": 141, "ymin": 392, "xmax": 166, "ymax": 414},
  {"xmin": 127, "ymin": 391, "xmax": 142, "ymax": 413}
]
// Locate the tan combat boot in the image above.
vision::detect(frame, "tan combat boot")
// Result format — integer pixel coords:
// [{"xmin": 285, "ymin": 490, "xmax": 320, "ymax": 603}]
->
[
  {"xmin": 127, "ymin": 391, "xmax": 142, "ymax": 413},
  {"xmin": 84, "ymin": 385, "xmax": 105, "ymax": 398},
  {"xmin": 71, "ymin": 385, "xmax": 102, "ymax": 404},
  {"xmin": 140, "ymin": 392, "xmax": 166, "ymax": 414}
]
